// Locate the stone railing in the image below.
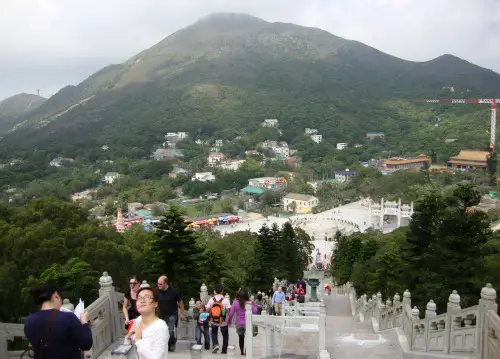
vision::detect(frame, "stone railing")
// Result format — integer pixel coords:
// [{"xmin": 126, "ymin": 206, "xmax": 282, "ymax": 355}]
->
[
  {"xmin": 244, "ymin": 301, "xmax": 329, "ymax": 359},
  {"xmin": 337, "ymin": 281, "xmax": 499, "ymax": 358}
]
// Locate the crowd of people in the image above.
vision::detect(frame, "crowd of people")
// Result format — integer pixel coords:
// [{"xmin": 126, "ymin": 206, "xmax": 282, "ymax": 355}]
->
[{"xmin": 22, "ymin": 276, "xmax": 315, "ymax": 359}]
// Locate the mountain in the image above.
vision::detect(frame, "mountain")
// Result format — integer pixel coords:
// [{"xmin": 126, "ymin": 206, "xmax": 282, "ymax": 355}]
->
[
  {"xmin": 0, "ymin": 93, "xmax": 46, "ymax": 133},
  {"xmin": 1, "ymin": 13, "xmax": 499, "ymax": 160}
]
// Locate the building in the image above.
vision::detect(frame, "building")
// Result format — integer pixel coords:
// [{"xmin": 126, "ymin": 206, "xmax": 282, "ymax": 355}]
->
[
  {"xmin": 383, "ymin": 154, "xmax": 431, "ymax": 172},
  {"xmin": 163, "ymin": 140, "xmax": 177, "ymax": 149},
  {"xmin": 192, "ymin": 172, "xmax": 216, "ymax": 182},
  {"xmin": 305, "ymin": 128, "xmax": 318, "ymax": 135},
  {"xmin": 248, "ymin": 177, "xmax": 287, "ymax": 190},
  {"xmin": 336, "ymin": 143, "xmax": 348, "ymax": 150},
  {"xmin": 260, "ymin": 140, "xmax": 278, "ymax": 149},
  {"xmin": 49, "ymin": 157, "xmax": 74, "ymax": 167},
  {"xmin": 208, "ymin": 152, "xmax": 225, "ymax": 165},
  {"xmin": 105, "ymin": 172, "xmax": 121, "ymax": 184},
  {"xmin": 165, "ymin": 132, "xmax": 188, "ymax": 140},
  {"xmin": 271, "ymin": 145, "xmax": 289, "ymax": 159},
  {"xmin": 219, "ymin": 159, "xmax": 245, "ymax": 171},
  {"xmin": 448, "ymin": 150, "xmax": 490, "ymax": 170},
  {"xmin": 262, "ymin": 119, "xmax": 279, "ymax": 128},
  {"xmin": 284, "ymin": 156, "xmax": 302, "ymax": 167},
  {"xmin": 152, "ymin": 148, "xmax": 183, "ymax": 160},
  {"xmin": 71, "ymin": 189, "xmax": 96, "ymax": 201},
  {"xmin": 366, "ymin": 132, "xmax": 385, "ymax": 140},
  {"xmin": 169, "ymin": 167, "xmax": 188, "ymax": 178},
  {"xmin": 334, "ymin": 169, "xmax": 357, "ymax": 183},
  {"xmin": 283, "ymin": 193, "xmax": 319, "ymax": 214},
  {"xmin": 310, "ymin": 134, "xmax": 323, "ymax": 144}
]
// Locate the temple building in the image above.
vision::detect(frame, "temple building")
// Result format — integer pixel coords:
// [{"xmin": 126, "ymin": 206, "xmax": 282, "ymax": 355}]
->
[{"xmin": 447, "ymin": 150, "xmax": 490, "ymax": 170}]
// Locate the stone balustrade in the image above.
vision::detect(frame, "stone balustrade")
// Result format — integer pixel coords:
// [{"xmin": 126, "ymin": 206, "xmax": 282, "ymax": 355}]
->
[{"xmin": 337, "ymin": 281, "xmax": 500, "ymax": 358}]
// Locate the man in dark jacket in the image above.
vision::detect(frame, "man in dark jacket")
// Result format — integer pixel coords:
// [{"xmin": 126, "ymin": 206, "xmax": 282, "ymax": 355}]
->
[{"xmin": 24, "ymin": 283, "xmax": 93, "ymax": 359}]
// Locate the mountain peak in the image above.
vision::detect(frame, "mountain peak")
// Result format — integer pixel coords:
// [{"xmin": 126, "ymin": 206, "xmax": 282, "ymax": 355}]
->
[{"xmin": 198, "ymin": 12, "xmax": 268, "ymax": 24}]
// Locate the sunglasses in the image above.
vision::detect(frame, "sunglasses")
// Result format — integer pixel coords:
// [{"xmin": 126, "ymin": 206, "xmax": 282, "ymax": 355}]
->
[{"xmin": 130, "ymin": 282, "xmax": 138, "ymax": 285}]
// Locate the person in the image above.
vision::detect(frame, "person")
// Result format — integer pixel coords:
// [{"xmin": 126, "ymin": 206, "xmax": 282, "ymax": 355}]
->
[
  {"xmin": 255, "ymin": 294, "xmax": 263, "ymax": 315},
  {"xmin": 123, "ymin": 276, "xmax": 141, "ymax": 329},
  {"xmin": 193, "ymin": 300, "xmax": 210, "ymax": 349},
  {"xmin": 206, "ymin": 283, "xmax": 231, "ymax": 354},
  {"xmin": 156, "ymin": 275, "xmax": 184, "ymax": 352},
  {"xmin": 271, "ymin": 286, "xmax": 285, "ymax": 316},
  {"xmin": 227, "ymin": 288, "xmax": 257, "ymax": 356},
  {"xmin": 24, "ymin": 283, "xmax": 93, "ymax": 359},
  {"xmin": 125, "ymin": 287, "xmax": 169, "ymax": 359}
]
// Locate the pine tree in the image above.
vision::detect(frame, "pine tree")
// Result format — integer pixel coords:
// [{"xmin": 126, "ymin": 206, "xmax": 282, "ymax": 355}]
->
[
  {"xmin": 149, "ymin": 207, "xmax": 205, "ymax": 299},
  {"xmin": 246, "ymin": 224, "xmax": 276, "ymax": 291},
  {"xmin": 280, "ymin": 222, "xmax": 299, "ymax": 280}
]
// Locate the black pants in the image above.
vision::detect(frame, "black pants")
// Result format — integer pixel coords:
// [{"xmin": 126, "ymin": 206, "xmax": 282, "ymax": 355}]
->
[{"xmin": 211, "ymin": 324, "xmax": 229, "ymax": 352}]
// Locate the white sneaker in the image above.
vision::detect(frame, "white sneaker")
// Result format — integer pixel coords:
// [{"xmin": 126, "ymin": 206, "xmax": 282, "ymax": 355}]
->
[{"xmin": 212, "ymin": 345, "xmax": 220, "ymax": 353}]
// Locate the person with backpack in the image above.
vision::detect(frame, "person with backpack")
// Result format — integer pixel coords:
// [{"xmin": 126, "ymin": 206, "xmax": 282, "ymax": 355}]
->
[{"xmin": 205, "ymin": 284, "xmax": 231, "ymax": 354}]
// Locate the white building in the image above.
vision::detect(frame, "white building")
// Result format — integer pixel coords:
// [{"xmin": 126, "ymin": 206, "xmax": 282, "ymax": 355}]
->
[
  {"xmin": 310, "ymin": 134, "xmax": 322, "ymax": 144},
  {"xmin": 336, "ymin": 143, "xmax": 348, "ymax": 150},
  {"xmin": 219, "ymin": 160, "xmax": 245, "ymax": 171},
  {"xmin": 192, "ymin": 172, "xmax": 216, "ymax": 182},
  {"xmin": 262, "ymin": 119, "xmax": 279, "ymax": 128},
  {"xmin": 259, "ymin": 140, "xmax": 278, "ymax": 149},
  {"xmin": 305, "ymin": 128, "xmax": 318, "ymax": 135},
  {"xmin": 208, "ymin": 152, "xmax": 225, "ymax": 165},
  {"xmin": 334, "ymin": 169, "xmax": 357, "ymax": 183},
  {"xmin": 271, "ymin": 146, "xmax": 289, "ymax": 158},
  {"xmin": 163, "ymin": 140, "xmax": 177, "ymax": 148},
  {"xmin": 165, "ymin": 132, "xmax": 188, "ymax": 140},
  {"xmin": 49, "ymin": 157, "xmax": 74, "ymax": 167},
  {"xmin": 104, "ymin": 172, "xmax": 121, "ymax": 184},
  {"xmin": 215, "ymin": 139, "xmax": 224, "ymax": 147}
]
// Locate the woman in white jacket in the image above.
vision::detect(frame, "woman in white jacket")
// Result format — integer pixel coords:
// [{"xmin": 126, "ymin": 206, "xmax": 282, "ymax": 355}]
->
[{"xmin": 125, "ymin": 287, "xmax": 169, "ymax": 359}]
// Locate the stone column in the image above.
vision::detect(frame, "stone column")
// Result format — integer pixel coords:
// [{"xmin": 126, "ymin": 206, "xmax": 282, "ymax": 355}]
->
[
  {"xmin": 425, "ymin": 300, "xmax": 437, "ymax": 319},
  {"xmin": 200, "ymin": 283, "xmax": 209, "ymax": 305},
  {"xmin": 319, "ymin": 303, "xmax": 326, "ymax": 351},
  {"xmin": 99, "ymin": 272, "xmax": 121, "ymax": 342},
  {"xmin": 368, "ymin": 200, "xmax": 372, "ymax": 227},
  {"xmin": 245, "ymin": 302, "xmax": 253, "ymax": 359},
  {"xmin": 397, "ymin": 198, "xmax": 402, "ymax": 228},
  {"xmin": 478, "ymin": 283, "xmax": 497, "ymax": 359},
  {"xmin": 402, "ymin": 290, "xmax": 411, "ymax": 308},
  {"xmin": 444, "ymin": 290, "xmax": 461, "ymax": 354},
  {"xmin": 393, "ymin": 293, "xmax": 401, "ymax": 327},
  {"xmin": 379, "ymin": 198, "xmax": 384, "ymax": 228}
]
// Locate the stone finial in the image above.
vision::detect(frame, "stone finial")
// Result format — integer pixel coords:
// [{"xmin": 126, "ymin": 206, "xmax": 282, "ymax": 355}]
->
[
  {"xmin": 62, "ymin": 299, "xmax": 74, "ymax": 312},
  {"xmin": 386, "ymin": 299, "xmax": 392, "ymax": 307},
  {"xmin": 448, "ymin": 290, "xmax": 461, "ymax": 308},
  {"xmin": 411, "ymin": 306, "xmax": 420, "ymax": 320},
  {"xmin": 189, "ymin": 298, "xmax": 195, "ymax": 310},
  {"xmin": 99, "ymin": 271, "xmax": 113, "ymax": 288},
  {"xmin": 481, "ymin": 283, "xmax": 497, "ymax": 301},
  {"xmin": 200, "ymin": 283, "xmax": 207, "ymax": 292},
  {"xmin": 372, "ymin": 294, "xmax": 377, "ymax": 302},
  {"xmin": 425, "ymin": 300, "xmax": 437, "ymax": 318},
  {"xmin": 140, "ymin": 280, "xmax": 150, "ymax": 288},
  {"xmin": 393, "ymin": 293, "xmax": 401, "ymax": 302},
  {"xmin": 403, "ymin": 290, "xmax": 411, "ymax": 299}
]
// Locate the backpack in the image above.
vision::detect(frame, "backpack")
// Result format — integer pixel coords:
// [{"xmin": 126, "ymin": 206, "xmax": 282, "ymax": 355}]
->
[{"xmin": 210, "ymin": 297, "xmax": 226, "ymax": 323}]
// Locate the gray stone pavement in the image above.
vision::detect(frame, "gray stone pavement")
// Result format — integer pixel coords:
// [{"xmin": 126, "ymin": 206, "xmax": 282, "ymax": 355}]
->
[{"xmin": 324, "ymin": 294, "xmax": 403, "ymax": 359}]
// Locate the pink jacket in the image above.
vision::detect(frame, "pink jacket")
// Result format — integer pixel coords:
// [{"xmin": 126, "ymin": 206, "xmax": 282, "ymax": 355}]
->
[{"xmin": 227, "ymin": 300, "xmax": 257, "ymax": 327}]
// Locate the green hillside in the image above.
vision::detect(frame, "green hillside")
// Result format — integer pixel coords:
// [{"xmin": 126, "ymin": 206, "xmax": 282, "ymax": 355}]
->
[
  {"xmin": 0, "ymin": 13, "xmax": 499, "ymax": 161},
  {"xmin": 0, "ymin": 93, "xmax": 46, "ymax": 133}
]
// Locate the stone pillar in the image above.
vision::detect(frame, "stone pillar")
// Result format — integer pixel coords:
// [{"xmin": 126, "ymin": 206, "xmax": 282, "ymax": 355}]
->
[
  {"xmin": 379, "ymin": 198, "xmax": 384, "ymax": 228},
  {"xmin": 397, "ymin": 198, "xmax": 402, "ymax": 228},
  {"xmin": 402, "ymin": 289, "xmax": 411, "ymax": 308},
  {"xmin": 478, "ymin": 283, "xmax": 497, "ymax": 358},
  {"xmin": 368, "ymin": 200, "xmax": 372, "ymax": 227},
  {"xmin": 319, "ymin": 303, "xmax": 326, "ymax": 351},
  {"xmin": 447, "ymin": 290, "xmax": 461, "ymax": 312},
  {"xmin": 411, "ymin": 306, "xmax": 420, "ymax": 321},
  {"xmin": 99, "ymin": 272, "xmax": 122, "ymax": 342},
  {"xmin": 393, "ymin": 293, "xmax": 401, "ymax": 327},
  {"xmin": 245, "ymin": 302, "xmax": 253, "ymax": 359},
  {"xmin": 200, "ymin": 283, "xmax": 209, "ymax": 305},
  {"xmin": 425, "ymin": 300, "xmax": 437, "ymax": 319},
  {"xmin": 62, "ymin": 298, "xmax": 74, "ymax": 312}
]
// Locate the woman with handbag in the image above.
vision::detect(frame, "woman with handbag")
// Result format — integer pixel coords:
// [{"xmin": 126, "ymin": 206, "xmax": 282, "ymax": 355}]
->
[{"xmin": 227, "ymin": 288, "xmax": 257, "ymax": 356}]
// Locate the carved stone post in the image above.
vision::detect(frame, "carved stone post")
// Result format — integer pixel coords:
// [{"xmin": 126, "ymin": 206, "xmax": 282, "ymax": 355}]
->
[
  {"xmin": 319, "ymin": 303, "xmax": 326, "ymax": 351},
  {"xmin": 478, "ymin": 283, "xmax": 497, "ymax": 359},
  {"xmin": 379, "ymin": 198, "xmax": 384, "ymax": 228},
  {"xmin": 386, "ymin": 299, "xmax": 393, "ymax": 329},
  {"xmin": 412, "ymin": 306, "xmax": 420, "ymax": 321},
  {"xmin": 200, "ymin": 283, "xmax": 208, "ymax": 306},
  {"xmin": 99, "ymin": 272, "xmax": 121, "ymax": 342},
  {"xmin": 403, "ymin": 289, "xmax": 411, "ymax": 308},
  {"xmin": 425, "ymin": 300, "xmax": 437, "ymax": 319},
  {"xmin": 445, "ymin": 290, "xmax": 461, "ymax": 354},
  {"xmin": 245, "ymin": 302, "xmax": 253, "ymax": 359},
  {"xmin": 393, "ymin": 293, "xmax": 401, "ymax": 327},
  {"xmin": 397, "ymin": 198, "xmax": 402, "ymax": 228}
]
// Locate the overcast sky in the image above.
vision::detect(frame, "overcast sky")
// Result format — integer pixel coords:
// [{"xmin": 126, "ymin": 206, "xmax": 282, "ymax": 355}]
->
[{"xmin": 1, "ymin": 0, "xmax": 499, "ymax": 100}]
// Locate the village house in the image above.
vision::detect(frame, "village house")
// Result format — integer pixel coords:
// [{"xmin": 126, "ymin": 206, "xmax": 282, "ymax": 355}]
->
[
  {"xmin": 168, "ymin": 167, "xmax": 188, "ymax": 178},
  {"xmin": 262, "ymin": 119, "xmax": 279, "ymax": 128},
  {"xmin": 334, "ymin": 169, "xmax": 357, "ymax": 183},
  {"xmin": 271, "ymin": 143, "xmax": 289, "ymax": 158},
  {"xmin": 192, "ymin": 172, "xmax": 216, "ymax": 182},
  {"xmin": 448, "ymin": 150, "xmax": 490, "ymax": 170},
  {"xmin": 165, "ymin": 132, "xmax": 189, "ymax": 140},
  {"xmin": 284, "ymin": 156, "xmax": 302, "ymax": 167},
  {"xmin": 208, "ymin": 152, "xmax": 225, "ymax": 165},
  {"xmin": 310, "ymin": 134, "xmax": 323, "ymax": 144},
  {"xmin": 383, "ymin": 154, "xmax": 431, "ymax": 172},
  {"xmin": 49, "ymin": 157, "xmax": 74, "ymax": 167},
  {"xmin": 305, "ymin": 128, "xmax": 318, "ymax": 135},
  {"xmin": 366, "ymin": 131, "xmax": 385, "ymax": 140},
  {"xmin": 215, "ymin": 139, "xmax": 224, "ymax": 147},
  {"xmin": 219, "ymin": 159, "xmax": 245, "ymax": 171},
  {"xmin": 283, "ymin": 193, "xmax": 319, "ymax": 214},
  {"xmin": 71, "ymin": 189, "xmax": 96, "ymax": 201},
  {"xmin": 104, "ymin": 172, "xmax": 121, "ymax": 184},
  {"xmin": 152, "ymin": 148, "xmax": 183, "ymax": 160},
  {"xmin": 260, "ymin": 140, "xmax": 278, "ymax": 149},
  {"xmin": 336, "ymin": 143, "xmax": 348, "ymax": 150},
  {"xmin": 162, "ymin": 140, "xmax": 177, "ymax": 149}
]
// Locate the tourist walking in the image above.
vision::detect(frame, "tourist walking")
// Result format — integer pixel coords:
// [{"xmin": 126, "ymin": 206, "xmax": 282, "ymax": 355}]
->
[
  {"xmin": 125, "ymin": 287, "xmax": 169, "ymax": 359},
  {"xmin": 206, "ymin": 284, "xmax": 231, "ymax": 354},
  {"xmin": 24, "ymin": 283, "xmax": 93, "ymax": 359},
  {"xmin": 193, "ymin": 300, "xmax": 210, "ymax": 349},
  {"xmin": 228, "ymin": 288, "xmax": 257, "ymax": 356},
  {"xmin": 123, "ymin": 276, "xmax": 141, "ymax": 330},
  {"xmin": 271, "ymin": 286, "xmax": 286, "ymax": 316},
  {"xmin": 157, "ymin": 275, "xmax": 185, "ymax": 352}
]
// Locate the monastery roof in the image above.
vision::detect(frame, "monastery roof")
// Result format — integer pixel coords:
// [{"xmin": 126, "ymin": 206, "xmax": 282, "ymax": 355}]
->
[
  {"xmin": 449, "ymin": 150, "xmax": 490, "ymax": 162},
  {"xmin": 384, "ymin": 155, "xmax": 431, "ymax": 165}
]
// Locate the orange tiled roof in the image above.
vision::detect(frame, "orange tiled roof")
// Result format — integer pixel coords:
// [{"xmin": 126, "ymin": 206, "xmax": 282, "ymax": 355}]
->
[
  {"xmin": 449, "ymin": 150, "xmax": 489, "ymax": 162},
  {"xmin": 384, "ymin": 157, "xmax": 431, "ymax": 165}
]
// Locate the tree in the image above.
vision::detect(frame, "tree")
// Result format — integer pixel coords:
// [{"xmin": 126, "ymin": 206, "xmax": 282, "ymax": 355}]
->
[{"xmin": 148, "ymin": 207, "xmax": 205, "ymax": 300}]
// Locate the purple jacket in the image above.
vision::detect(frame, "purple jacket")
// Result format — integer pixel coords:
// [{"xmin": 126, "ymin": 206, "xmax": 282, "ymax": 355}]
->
[{"xmin": 227, "ymin": 300, "xmax": 257, "ymax": 327}]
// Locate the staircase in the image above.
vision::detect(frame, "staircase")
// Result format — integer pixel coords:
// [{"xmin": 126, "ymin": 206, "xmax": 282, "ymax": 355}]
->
[{"xmin": 324, "ymin": 294, "xmax": 403, "ymax": 359}]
